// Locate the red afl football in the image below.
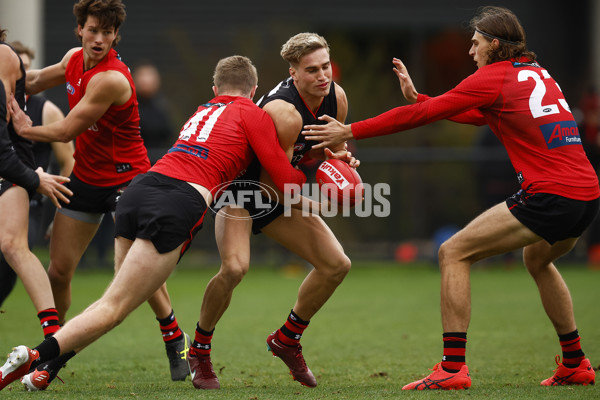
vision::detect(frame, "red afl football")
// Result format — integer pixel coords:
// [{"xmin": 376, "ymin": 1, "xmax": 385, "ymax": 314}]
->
[{"xmin": 316, "ymin": 159, "xmax": 364, "ymax": 207}]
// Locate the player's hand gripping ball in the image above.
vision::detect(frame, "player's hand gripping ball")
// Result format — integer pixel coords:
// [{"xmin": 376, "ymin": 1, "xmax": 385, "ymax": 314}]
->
[{"xmin": 316, "ymin": 159, "xmax": 364, "ymax": 207}]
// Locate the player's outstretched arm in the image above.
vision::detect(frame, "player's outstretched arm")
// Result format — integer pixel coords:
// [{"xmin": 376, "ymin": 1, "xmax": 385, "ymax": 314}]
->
[
  {"xmin": 43, "ymin": 99, "xmax": 75, "ymax": 177},
  {"xmin": 392, "ymin": 57, "xmax": 487, "ymax": 125}
]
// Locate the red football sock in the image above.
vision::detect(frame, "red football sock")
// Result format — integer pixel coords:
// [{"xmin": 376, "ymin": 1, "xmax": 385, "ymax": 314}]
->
[
  {"xmin": 157, "ymin": 310, "xmax": 183, "ymax": 343},
  {"xmin": 191, "ymin": 324, "xmax": 214, "ymax": 356},
  {"xmin": 37, "ymin": 308, "xmax": 60, "ymax": 338},
  {"xmin": 276, "ymin": 309, "xmax": 309, "ymax": 347},
  {"xmin": 441, "ymin": 332, "xmax": 467, "ymax": 373},
  {"xmin": 559, "ymin": 329, "xmax": 585, "ymax": 368}
]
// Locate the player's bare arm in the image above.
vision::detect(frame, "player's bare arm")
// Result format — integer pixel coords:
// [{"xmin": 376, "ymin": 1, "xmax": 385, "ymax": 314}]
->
[
  {"xmin": 0, "ymin": 45, "xmax": 20, "ymax": 123},
  {"xmin": 25, "ymin": 47, "xmax": 79, "ymax": 95},
  {"xmin": 335, "ymin": 83, "xmax": 349, "ymax": 123},
  {"xmin": 11, "ymin": 69, "xmax": 131, "ymax": 143},
  {"xmin": 50, "ymin": 140, "xmax": 75, "ymax": 177},
  {"xmin": 43, "ymin": 101, "xmax": 75, "ymax": 177},
  {"xmin": 258, "ymin": 99, "xmax": 301, "ymax": 196},
  {"xmin": 263, "ymin": 99, "xmax": 303, "ymax": 158}
]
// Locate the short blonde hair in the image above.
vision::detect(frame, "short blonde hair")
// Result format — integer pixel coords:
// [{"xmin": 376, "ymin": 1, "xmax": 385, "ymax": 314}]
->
[
  {"xmin": 213, "ymin": 55, "xmax": 258, "ymax": 96},
  {"xmin": 280, "ymin": 32, "xmax": 329, "ymax": 66}
]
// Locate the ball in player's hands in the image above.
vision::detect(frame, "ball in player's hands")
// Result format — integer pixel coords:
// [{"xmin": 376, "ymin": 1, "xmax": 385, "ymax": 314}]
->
[{"xmin": 316, "ymin": 159, "xmax": 364, "ymax": 207}]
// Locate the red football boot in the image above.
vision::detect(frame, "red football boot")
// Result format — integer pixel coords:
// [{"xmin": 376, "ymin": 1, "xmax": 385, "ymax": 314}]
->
[
  {"xmin": 188, "ymin": 354, "xmax": 220, "ymax": 390},
  {"xmin": 402, "ymin": 362, "xmax": 471, "ymax": 390},
  {"xmin": 540, "ymin": 356, "xmax": 595, "ymax": 386},
  {"xmin": 266, "ymin": 331, "xmax": 317, "ymax": 387}
]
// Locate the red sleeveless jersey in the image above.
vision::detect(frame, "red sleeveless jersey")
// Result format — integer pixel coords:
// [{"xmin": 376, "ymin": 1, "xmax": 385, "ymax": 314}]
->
[
  {"xmin": 352, "ymin": 59, "xmax": 600, "ymax": 201},
  {"xmin": 151, "ymin": 95, "xmax": 306, "ymax": 198},
  {"xmin": 65, "ymin": 48, "xmax": 150, "ymax": 186}
]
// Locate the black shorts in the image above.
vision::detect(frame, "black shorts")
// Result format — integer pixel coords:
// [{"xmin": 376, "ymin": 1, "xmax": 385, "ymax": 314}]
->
[
  {"xmin": 248, "ymin": 200, "xmax": 283, "ymax": 234},
  {"xmin": 114, "ymin": 172, "xmax": 207, "ymax": 255},
  {"xmin": 61, "ymin": 174, "xmax": 130, "ymax": 214},
  {"xmin": 0, "ymin": 179, "xmax": 35, "ymax": 199},
  {"xmin": 506, "ymin": 190, "xmax": 600, "ymax": 244},
  {"xmin": 210, "ymin": 179, "xmax": 283, "ymax": 234}
]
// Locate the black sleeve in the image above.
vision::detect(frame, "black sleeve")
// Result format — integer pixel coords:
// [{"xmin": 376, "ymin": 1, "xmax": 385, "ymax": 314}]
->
[{"xmin": 0, "ymin": 80, "xmax": 40, "ymax": 192}]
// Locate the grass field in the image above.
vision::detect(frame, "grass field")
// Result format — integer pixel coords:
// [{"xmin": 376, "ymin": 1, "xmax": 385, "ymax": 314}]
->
[{"xmin": 0, "ymin": 257, "xmax": 598, "ymax": 399}]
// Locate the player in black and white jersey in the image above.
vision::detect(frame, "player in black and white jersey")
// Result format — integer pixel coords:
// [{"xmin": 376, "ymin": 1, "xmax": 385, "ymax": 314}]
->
[
  {"xmin": 0, "ymin": 28, "xmax": 72, "ymax": 340},
  {"xmin": 0, "ymin": 41, "xmax": 74, "ymax": 307}
]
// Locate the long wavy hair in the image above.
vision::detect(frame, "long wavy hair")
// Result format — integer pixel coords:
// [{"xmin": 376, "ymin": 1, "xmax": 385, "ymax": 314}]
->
[{"xmin": 470, "ymin": 6, "xmax": 537, "ymax": 64}]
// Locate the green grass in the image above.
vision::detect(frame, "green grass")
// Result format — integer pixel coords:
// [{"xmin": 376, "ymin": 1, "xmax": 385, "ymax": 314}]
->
[{"xmin": 0, "ymin": 257, "xmax": 598, "ymax": 399}]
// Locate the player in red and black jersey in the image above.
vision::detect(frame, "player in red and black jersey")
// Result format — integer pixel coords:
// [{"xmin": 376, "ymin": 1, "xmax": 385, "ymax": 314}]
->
[
  {"xmin": 8, "ymin": 0, "xmax": 188, "ymax": 385},
  {"xmin": 194, "ymin": 33, "xmax": 356, "ymax": 389},
  {"xmin": 0, "ymin": 28, "xmax": 71, "ymax": 344},
  {"xmin": 304, "ymin": 6, "xmax": 597, "ymax": 390},
  {"xmin": 0, "ymin": 55, "xmax": 306, "ymax": 392}
]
